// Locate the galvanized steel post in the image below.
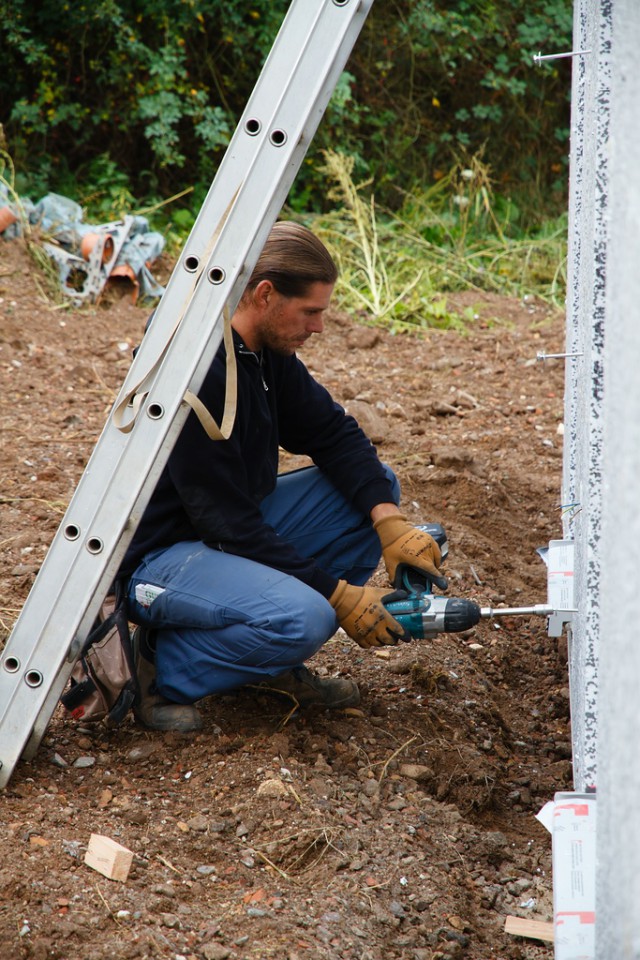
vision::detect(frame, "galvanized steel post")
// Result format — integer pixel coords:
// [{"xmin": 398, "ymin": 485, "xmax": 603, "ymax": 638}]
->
[
  {"xmin": 562, "ymin": 0, "xmax": 611, "ymax": 792},
  {"xmin": 596, "ymin": 0, "xmax": 640, "ymax": 952}
]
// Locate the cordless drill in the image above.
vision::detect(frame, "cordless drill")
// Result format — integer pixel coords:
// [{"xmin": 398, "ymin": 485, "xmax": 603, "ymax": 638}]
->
[{"xmin": 384, "ymin": 523, "xmax": 557, "ymax": 641}]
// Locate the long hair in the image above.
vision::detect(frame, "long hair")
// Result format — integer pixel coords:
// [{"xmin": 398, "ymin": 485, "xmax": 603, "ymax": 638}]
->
[{"xmin": 242, "ymin": 221, "xmax": 337, "ymax": 300}]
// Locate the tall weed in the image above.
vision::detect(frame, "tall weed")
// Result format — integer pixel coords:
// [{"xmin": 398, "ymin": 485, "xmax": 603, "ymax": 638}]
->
[
  {"xmin": 309, "ymin": 149, "xmax": 566, "ymax": 332},
  {"xmin": 314, "ymin": 151, "xmax": 426, "ymax": 324}
]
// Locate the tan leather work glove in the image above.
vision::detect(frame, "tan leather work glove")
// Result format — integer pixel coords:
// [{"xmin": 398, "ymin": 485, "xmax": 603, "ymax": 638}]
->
[
  {"xmin": 329, "ymin": 580, "xmax": 409, "ymax": 649},
  {"xmin": 374, "ymin": 513, "xmax": 447, "ymax": 589}
]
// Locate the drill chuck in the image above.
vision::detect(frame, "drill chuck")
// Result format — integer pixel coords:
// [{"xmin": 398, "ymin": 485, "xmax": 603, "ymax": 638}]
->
[{"xmin": 442, "ymin": 597, "xmax": 482, "ymax": 632}]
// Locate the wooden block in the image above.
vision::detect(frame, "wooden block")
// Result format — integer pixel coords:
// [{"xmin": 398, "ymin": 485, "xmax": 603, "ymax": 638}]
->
[
  {"xmin": 84, "ymin": 833, "xmax": 133, "ymax": 882},
  {"xmin": 504, "ymin": 915, "xmax": 554, "ymax": 944}
]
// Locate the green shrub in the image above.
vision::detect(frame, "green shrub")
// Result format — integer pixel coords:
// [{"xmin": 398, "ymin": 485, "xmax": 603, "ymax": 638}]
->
[{"xmin": 1, "ymin": 0, "xmax": 571, "ymax": 217}]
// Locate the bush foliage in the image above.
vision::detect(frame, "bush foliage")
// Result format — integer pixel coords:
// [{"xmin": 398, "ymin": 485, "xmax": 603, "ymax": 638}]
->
[{"xmin": 1, "ymin": 0, "xmax": 572, "ymax": 214}]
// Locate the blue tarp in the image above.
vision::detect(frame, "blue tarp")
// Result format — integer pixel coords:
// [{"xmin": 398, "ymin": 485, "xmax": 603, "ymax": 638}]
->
[{"xmin": 0, "ymin": 187, "xmax": 165, "ymax": 300}]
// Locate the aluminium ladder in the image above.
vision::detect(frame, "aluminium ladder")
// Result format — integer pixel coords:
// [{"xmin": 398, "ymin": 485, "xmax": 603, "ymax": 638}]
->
[{"xmin": 0, "ymin": 0, "xmax": 375, "ymax": 789}]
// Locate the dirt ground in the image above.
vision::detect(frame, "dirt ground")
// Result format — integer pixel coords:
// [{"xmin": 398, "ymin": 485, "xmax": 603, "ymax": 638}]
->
[{"xmin": 0, "ymin": 236, "xmax": 570, "ymax": 960}]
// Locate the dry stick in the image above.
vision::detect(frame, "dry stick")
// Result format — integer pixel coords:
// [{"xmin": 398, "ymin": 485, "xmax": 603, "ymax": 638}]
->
[
  {"xmin": 0, "ymin": 496, "xmax": 67, "ymax": 513},
  {"xmin": 91, "ymin": 362, "xmax": 118, "ymax": 398},
  {"xmin": 276, "ymin": 702, "xmax": 300, "ymax": 731},
  {"xmin": 253, "ymin": 827, "xmax": 334, "ymax": 880},
  {"xmin": 136, "ymin": 185, "xmax": 194, "ymax": 218},
  {"xmin": 252, "ymin": 848, "xmax": 295, "ymax": 883},
  {"xmin": 286, "ymin": 782, "xmax": 304, "ymax": 807},
  {"xmin": 287, "ymin": 829, "xmax": 333, "ymax": 875},
  {"xmin": 156, "ymin": 854, "xmax": 182, "ymax": 875},
  {"xmin": 245, "ymin": 683, "xmax": 300, "ymax": 730},
  {"xmin": 95, "ymin": 884, "xmax": 122, "ymax": 925},
  {"xmin": 33, "ymin": 274, "xmax": 54, "ymax": 306},
  {"xmin": 0, "ymin": 612, "xmax": 22, "ymax": 632},
  {"xmin": 297, "ymin": 829, "xmax": 338, "ymax": 877},
  {"xmin": 378, "ymin": 735, "xmax": 418, "ymax": 784},
  {"xmin": 363, "ymin": 877, "xmax": 393, "ymax": 891}
]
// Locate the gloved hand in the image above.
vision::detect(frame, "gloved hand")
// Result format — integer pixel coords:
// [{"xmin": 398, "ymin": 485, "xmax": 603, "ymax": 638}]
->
[
  {"xmin": 374, "ymin": 513, "xmax": 448, "ymax": 590},
  {"xmin": 329, "ymin": 580, "xmax": 409, "ymax": 648}
]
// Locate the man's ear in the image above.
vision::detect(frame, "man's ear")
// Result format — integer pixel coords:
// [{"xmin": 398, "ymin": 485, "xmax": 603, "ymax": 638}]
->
[{"xmin": 254, "ymin": 279, "xmax": 275, "ymax": 310}]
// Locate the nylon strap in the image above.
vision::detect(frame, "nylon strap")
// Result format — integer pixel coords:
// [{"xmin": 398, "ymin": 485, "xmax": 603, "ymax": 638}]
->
[
  {"xmin": 112, "ymin": 190, "xmax": 239, "ymax": 440},
  {"xmin": 183, "ymin": 303, "xmax": 237, "ymax": 441}
]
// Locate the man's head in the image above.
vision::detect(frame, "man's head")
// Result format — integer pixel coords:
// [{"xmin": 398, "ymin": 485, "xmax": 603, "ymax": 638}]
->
[
  {"xmin": 234, "ymin": 222, "xmax": 338, "ymax": 355},
  {"xmin": 244, "ymin": 221, "xmax": 338, "ymax": 299}
]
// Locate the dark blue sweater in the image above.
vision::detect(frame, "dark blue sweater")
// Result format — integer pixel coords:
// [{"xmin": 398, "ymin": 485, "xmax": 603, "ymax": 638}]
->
[{"xmin": 120, "ymin": 330, "xmax": 394, "ymax": 598}]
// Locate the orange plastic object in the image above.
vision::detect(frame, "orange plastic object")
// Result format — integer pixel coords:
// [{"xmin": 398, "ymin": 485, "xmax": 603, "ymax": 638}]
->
[
  {"xmin": 81, "ymin": 232, "xmax": 115, "ymax": 262},
  {"xmin": 107, "ymin": 263, "xmax": 139, "ymax": 304},
  {"xmin": 0, "ymin": 206, "xmax": 18, "ymax": 234}
]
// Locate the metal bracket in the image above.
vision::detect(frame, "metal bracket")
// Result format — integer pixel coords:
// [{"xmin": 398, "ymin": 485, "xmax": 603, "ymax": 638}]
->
[{"xmin": 542, "ymin": 539, "xmax": 576, "ymax": 637}]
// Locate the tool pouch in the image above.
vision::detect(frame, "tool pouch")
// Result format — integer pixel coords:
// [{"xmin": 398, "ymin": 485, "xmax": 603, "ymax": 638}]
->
[{"xmin": 61, "ymin": 583, "xmax": 137, "ymax": 727}]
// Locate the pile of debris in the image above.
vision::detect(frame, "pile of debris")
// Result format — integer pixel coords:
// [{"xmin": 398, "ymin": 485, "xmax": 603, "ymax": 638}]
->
[{"xmin": 0, "ymin": 188, "xmax": 165, "ymax": 305}]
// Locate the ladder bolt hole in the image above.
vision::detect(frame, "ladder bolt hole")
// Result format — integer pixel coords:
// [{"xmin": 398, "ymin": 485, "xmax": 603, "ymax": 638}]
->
[
  {"xmin": 86, "ymin": 537, "xmax": 104, "ymax": 555},
  {"xmin": 270, "ymin": 129, "xmax": 287, "ymax": 147}
]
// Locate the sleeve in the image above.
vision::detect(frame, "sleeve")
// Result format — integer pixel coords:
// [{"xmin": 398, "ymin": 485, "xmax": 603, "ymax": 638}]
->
[{"xmin": 276, "ymin": 356, "xmax": 395, "ymax": 514}]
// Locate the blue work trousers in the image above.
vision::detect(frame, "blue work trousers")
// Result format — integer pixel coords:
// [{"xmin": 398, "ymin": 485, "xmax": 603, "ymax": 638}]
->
[{"xmin": 126, "ymin": 465, "xmax": 400, "ymax": 702}]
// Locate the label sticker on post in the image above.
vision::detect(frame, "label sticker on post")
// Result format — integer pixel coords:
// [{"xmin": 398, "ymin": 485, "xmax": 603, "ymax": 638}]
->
[
  {"xmin": 536, "ymin": 539, "xmax": 575, "ymax": 636},
  {"xmin": 552, "ymin": 791, "xmax": 596, "ymax": 959},
  {"xmin": 547, "ymin": 539, "xmax": 575, "ymax": 610}
]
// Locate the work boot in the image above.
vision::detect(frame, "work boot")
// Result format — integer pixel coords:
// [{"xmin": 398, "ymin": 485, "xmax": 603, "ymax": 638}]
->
[
  {"xmin": 131, "ymin": 628, "xmax": 203, "ymax": 732},
  {"xmin": 257, "ymin": 665, "xmax": 360, "ymax": 710}
]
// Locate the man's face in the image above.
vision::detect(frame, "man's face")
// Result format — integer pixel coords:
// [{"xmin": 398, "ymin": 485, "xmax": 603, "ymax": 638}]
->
[{"xmin": 257, "ymin": 281, "xmax": 334, "ymax": 355}]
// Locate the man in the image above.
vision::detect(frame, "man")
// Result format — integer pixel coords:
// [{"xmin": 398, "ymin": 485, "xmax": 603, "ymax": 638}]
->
[{"xmin": 119, "ymin": 221, "xmax": 445, "ymax": 731}]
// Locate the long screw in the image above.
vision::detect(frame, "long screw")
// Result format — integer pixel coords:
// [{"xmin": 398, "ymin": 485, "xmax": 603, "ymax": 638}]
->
[{"xmin": 533, "ymin": 49, "xmax": 591, "ymax": 65}]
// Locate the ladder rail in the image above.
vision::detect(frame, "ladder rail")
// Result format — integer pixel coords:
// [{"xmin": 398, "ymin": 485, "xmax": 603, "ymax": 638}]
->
[{"xmin": 0, "ymin": 0, "xmax": 375, "ymax": 788}]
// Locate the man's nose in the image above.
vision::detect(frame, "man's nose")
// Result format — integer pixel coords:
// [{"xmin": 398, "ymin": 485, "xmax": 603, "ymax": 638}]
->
[{"xmin": 307, "ymin": 315, "xmax": 325, "ymax": 334}]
